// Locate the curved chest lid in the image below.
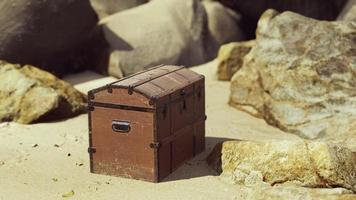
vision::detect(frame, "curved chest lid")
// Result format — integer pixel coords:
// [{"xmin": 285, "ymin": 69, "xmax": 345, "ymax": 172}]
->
[{"xmin": 109, "ymin": 65, "xmax": 203, "ymax": 99}]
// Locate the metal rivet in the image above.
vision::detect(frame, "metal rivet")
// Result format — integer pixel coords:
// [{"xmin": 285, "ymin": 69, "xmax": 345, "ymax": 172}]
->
[
  {"xmin": 88, "ymin": 92, "xmax": 95, "ymax": 100},
  {"xmin": 107, "ymin": 87, "xmax": 113, "ymax": 93},
  {"xmin": 87, "ymin": 105, "xmax": 94, "ymax": 112}
]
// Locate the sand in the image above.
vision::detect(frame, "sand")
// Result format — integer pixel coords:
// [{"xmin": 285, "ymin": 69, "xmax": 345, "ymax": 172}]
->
[{"xmin": 0, "ymin": 60, "xmax": 302, "ymax": 200}]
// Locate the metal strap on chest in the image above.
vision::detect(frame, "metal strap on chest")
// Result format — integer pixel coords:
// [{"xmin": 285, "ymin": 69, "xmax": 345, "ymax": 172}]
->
[
  {"xmin": 127, "ymin": 66, "xmax": 185, "ymax": 94},
  {"xmin": 149, "ymin": 115, "xmax": 207, "ymax": 149},
  {"xmin": 108, "ymin": 64, "xmax": 164, "ymax": 86}
]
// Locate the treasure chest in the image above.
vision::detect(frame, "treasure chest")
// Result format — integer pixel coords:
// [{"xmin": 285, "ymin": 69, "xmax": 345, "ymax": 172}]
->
[{"xmin": 87, "ymin": 65, "xmax": 206, "ymax": 182}]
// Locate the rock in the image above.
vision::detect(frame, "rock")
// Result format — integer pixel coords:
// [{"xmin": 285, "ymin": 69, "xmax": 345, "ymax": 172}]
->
[
  {"xmin": 0, "ymin": 61, "xmax": 86, "ymax": 124},
  {"xmin": 0, "ymin": 0, "xmax": 98, "ymax": 75},
  {"xmin": 216, "ymin": 40, "xmax": 255, "ymax": 81},
  {"xmin": 202, "ymin": 0, "xmax": 245, "ymax": 58},
  {"xmin": 99, "ymin": 0, "xmax": 209, "ymax": 76},
  {"xmin": 90, "ymin": 0, "xmax": 148, "ymax": 19},
  {"xmin": 211, "ymin": 140, "xmax": 356, "ymax": 192},
  {"xmin": 62, "ymin": 190, "xmax": 75, "ymax": 198},
  {"xmin": 246, "ymin": 186, "xmax": 356, "ymax": 200},
  {"xmin": 229, "ymin": 10, "xmax": 356, "ymax": 140},
  {"xmin": 338, "ymin": 0, "xmax": 356, "ymax": 21},
  {"xmin": 217, "ymin": 0, "xmax": 347, "ymax": 38}
]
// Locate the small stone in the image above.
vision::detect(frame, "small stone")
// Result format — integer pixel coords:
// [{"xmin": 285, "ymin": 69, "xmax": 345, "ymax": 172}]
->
[
  {"xmin": 54, "ymin": 144, "xmax": 60, "ymax": 148},
  {"xmin": 62, "ymin": 190, "xmax": 75, "ymax": 198},
  {"xmin": 67, "ymin": 153, "xmax": 71, "ymax": 157},
  {"xmin": 52, "ymin": 178, "xmax": 58, "ymax": 182},
  {"xmin": 76, "ymin": 163, "xmax": 83, "ymax": 167},
  {"xmin": 32, "ymin": 144, "xmax": 38, "ymax": 148}
]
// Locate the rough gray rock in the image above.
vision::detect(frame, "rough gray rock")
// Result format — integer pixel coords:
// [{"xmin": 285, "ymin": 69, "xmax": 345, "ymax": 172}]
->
[
  {"xmin": 230, "ymin": 9, "xmax": 356, "ymax": 140},
  {"xmin": 202, "ymin": 0, "xmax": 245, "ymax": 58},
  {"xmin": 209, "ymin": 140, "xmax": 356, "ymax": 192},
  {"xmin": 0, "ymin": 0, "xmax": 98, "ymax": 75},
  {"xmin": 99, "ymin": 0, "xmax": 209, "ymax": 76},
  {"xmin": 0, "ymin": 61, "xmax": 86, "ymax": 124},
  {"xmin": 90, "ymin": 0, "xmax": 148, "ymax": 19}
]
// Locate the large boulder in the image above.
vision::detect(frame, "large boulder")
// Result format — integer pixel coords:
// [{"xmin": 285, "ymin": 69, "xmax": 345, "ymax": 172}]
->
[
  {"xmin": 0, "ymin": 0, "xmax": 98, "ymax": 75},
  {"xmin": 229, "ymin": 10, "xmax": 356, "ymax": 140},
  {"xmin": 202, "ymin": 0, "xmax": 245, "ymax": 58},
  {"xmin": 209, "ymin": 140, "xmax": 356, "ymax": 192},
  {"xmin": 217, "ymin": 0, "xmax": 347, "ymax": 38},
  {"xmin": 90, "ymin": 0, "xmax": 148, "ymax": 19},
  {"xmin": 99, "ymin": 0, "xmax": 209, "ymax": 76},
  {"xmin": 0, "ymin": 61, "xmax": 86, "ymax": 124},
  {"xmin": 216, "ymin": 40, "xmax": 255, "ymax": 81}
]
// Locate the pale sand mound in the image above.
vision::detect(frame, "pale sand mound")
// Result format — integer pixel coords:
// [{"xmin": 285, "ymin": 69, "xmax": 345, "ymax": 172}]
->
[{"xmin": 0, "ymin": 61, "xmax": 314, "ymax": 200}]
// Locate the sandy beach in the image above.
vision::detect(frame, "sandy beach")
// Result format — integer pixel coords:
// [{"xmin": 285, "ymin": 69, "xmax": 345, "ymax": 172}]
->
[{"xmin": 0, "ymin": 60, "xmax": 316, "ymax": 200}]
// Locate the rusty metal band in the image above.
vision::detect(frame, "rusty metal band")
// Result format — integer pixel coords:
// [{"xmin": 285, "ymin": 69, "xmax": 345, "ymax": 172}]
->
[
  {"xmin": 128, "ymin": 66, "xmax": 185, "ymax": 90},
  {"xmin": 150, "ymin": 115, "xmax": 207, "ymax": 148},
  {"xmin": 108, "ymin": 64, "xmax": 164, "ymax": 86},
  {"xmin": 89, "ymin": 101, "xmax": 155, "ymax": 113},
  {"xmin": 87, "ymin": 110, "xmax": 95, "ymax": 172}
]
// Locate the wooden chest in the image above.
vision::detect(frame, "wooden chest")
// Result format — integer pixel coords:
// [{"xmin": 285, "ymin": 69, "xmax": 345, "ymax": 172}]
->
[{"xmin": 87, "ymin": 65, "xmax": 206, "ymax": 182}]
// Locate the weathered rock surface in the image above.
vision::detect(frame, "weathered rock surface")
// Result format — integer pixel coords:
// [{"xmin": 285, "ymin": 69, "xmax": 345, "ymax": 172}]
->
[
  {"xmin": 90, "ymin": 0, "xmax": 148, "ymax": 19},
  {"xmin": 216, "ymin": 40, "xmax": 255, "ymax": 81},
  {"xmin": 99, "ymin": 0, "xmax": 209, "ymax": 76},
  {"xmin": 0, "ymin": 0, "xmax": 98, "ymax": 75},
  {"xmin": 338, "ymin": 0, "xmax": 356, "ymax": 21},
  {"xmin": 209, "ymin": 140, "xmax": 356, "ymax": 192},
  {"xmin": 230, "ymin": 10, "xmax": 356, "ymax": 140},
  {"xmin": 0, "ymin": 61, "xmax": 86, "ymax": 124},
  {"xmin": 202, "ymin": 1, "xmax": 245, "ymax": 58}
]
